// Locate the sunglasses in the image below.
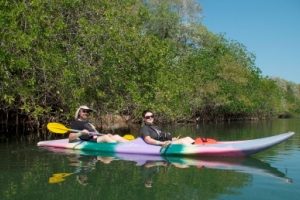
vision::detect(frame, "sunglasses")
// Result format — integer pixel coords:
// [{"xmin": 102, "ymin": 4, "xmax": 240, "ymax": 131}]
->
[
  {"xmin": 144, "ymin": 115, "xmax": 154, "ymax": 119},
  {"xmin": 82, "ymin": 109, "xmax": 90, "ymax": 113}
]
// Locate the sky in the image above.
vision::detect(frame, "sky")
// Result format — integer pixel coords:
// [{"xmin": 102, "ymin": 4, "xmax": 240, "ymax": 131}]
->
[{"xmin": 198, "ymin": 0, "xmax": 300, "ymax": 84}]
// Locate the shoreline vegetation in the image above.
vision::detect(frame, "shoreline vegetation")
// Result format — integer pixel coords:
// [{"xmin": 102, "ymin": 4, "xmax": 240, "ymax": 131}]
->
[{"xmin": 1, "ymin": 0, "xmax": 299, "ymax": 139}]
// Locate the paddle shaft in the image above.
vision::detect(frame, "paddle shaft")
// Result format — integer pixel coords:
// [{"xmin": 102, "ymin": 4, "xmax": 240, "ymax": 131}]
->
[
  {"xmin": 47, "ymin": 122, "xmax": 135, "ymax": 140},
  {"xmin": 70, "ymin": 128, "xmax": 104, "ymax": 136}
]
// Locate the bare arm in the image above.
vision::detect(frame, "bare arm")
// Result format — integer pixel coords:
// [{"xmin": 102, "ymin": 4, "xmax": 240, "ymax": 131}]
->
[
  {"xmin": 68, "ymin": 132, "xmax": 80, "ymax": 141},
  {"xmin": 144, "ymin": 161, "xmax": 168, "ymax": 168},
  {"xmin": 68, "ymin": 129, "xmax": 89, "ymax": 141},
  {"xmin": 144, "ymin": 136, "xmax": 168, "ymax": 146}
]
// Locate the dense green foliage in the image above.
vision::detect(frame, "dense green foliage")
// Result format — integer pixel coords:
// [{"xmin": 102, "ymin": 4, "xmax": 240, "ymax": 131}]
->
[{"xmin": 1, "ymin": 0, "xmax": 299, "ymax": 132}]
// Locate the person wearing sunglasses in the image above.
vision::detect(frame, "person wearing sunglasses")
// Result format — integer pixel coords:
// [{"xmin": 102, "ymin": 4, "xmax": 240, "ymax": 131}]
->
[
  {"xmin": 68, "ymin": 105, "xmax": 128, "ymax": 143},
  {"xmin": 140, "ymin": 110, "xmax": 194, "ymax": 145}
]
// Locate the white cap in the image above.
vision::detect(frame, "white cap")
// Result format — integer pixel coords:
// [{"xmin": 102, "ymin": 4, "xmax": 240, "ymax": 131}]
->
[{"xmin": 74, "ymin": 105, "xmax": 93, "ymax": 119}]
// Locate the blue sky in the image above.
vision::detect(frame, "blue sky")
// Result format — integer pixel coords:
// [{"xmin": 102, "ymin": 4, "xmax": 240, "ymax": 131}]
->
[{"xmin": 198, "ymin": 0, "xmax": 300, "ymax": 84}]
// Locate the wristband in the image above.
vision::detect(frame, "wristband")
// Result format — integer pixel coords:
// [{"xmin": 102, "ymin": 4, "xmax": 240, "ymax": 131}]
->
[
  {"xmin": 156, "ymin": 141, "xmax": 160, "ymax": 145},
  {"xmin": 78, "ymin": 132, "xmax": 83, "ymax": 136}
]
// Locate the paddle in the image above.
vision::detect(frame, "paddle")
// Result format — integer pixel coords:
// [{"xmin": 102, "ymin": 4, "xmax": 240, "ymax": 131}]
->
[
  {"xmin": 49, "ymin": 173, "xmax": 74, "ymax": 184},
  {"xmin": 47, "ymin": 122, "xmax": 135, "ymax": 140},
  {"xmin": 160, "ymin": 141, "xmax": 172, "ymax": 153},
  {"xmin": 159, "ymin": 134, "xmax": 181, "ymax": 153},
  {"xmin": 49, "ymin": 176, "xmax": 65, "ymax": 183}
]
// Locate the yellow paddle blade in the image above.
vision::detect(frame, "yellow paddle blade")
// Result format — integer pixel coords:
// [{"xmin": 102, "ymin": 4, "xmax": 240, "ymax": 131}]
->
[
  {"xmin": 47, "ymin": 122, "xmax": 71, "ymax": 134},
  {"xmin": 53, "ymin": 173, "xmax": 73, "ymax": 178},
  {"xmin": 49, "ymin": 176, "xmax": 65, "ymax": 184},
  {"xmin": 123, "ymin": 134, "xmax": 135, "ymax": 140}
]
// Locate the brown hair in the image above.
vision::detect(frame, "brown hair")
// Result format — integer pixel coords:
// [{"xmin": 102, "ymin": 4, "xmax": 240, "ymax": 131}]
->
[{"xmin": 142, "ymin": 110, "xmax": 153, "ymax": 117}]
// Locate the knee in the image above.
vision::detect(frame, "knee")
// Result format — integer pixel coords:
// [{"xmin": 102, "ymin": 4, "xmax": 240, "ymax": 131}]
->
[
  {"xmin": 112, "ymin": 135, "xmax": 121, "ymax": 139},
  {"xmin": 102, "ymin": 135, "xmax": 112, "ymax": 141}
]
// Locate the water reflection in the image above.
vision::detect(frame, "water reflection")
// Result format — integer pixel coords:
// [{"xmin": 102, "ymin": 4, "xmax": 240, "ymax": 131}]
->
[
  {"xmin": 1, "ymin": 118, "xmax": 298, "ymax": 200},
  {"xmin": 48, "ymin": 149, "xmax": 116, "ymax": 185},
  {"xmin": 141, "ymin": 160, "xmax": 170, "ymax": 188},
  {"xmin": 167, "ymin": 156, "xmax": 293, "ymax": 184},
  {"xmin": 49, "ymin": 155, "xmax": 98, "ymax": 184},
  {"xmin": 44, "ymin": 147, "xmax": 292, "ymax": 186}
]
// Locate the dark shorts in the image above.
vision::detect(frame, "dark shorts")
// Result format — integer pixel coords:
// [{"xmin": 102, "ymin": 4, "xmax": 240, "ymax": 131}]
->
[
  {"xmin": 69, "ymin": 138, "xmax": 97, "ymax": 143},
  {"xmin": 79, "ymin": 135, "xmax": 98, "ymax": 142}
]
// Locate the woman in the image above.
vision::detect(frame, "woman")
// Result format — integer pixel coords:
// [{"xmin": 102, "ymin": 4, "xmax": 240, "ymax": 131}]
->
[
  {"xmin": 68, "ymin": 105, "xmax": 128, "ymax": 143},
  {"xmin": 140, "ymin": 110, "xmax": 194, "ymax": 145}
]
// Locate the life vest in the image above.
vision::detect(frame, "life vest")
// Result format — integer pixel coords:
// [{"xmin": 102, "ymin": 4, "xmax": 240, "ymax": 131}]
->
[{"xmin": 148, "ymin": 125, "xmax": 172, "ymax": 141}]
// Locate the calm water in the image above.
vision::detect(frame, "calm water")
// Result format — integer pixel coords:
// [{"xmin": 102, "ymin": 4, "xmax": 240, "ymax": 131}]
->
[{"xmin": 0, "ymin": 118, "xmax": 299, "ymax": 200}]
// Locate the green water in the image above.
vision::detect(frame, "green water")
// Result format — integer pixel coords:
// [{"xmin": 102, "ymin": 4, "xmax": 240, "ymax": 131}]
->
[{"xmin": 0, "ymin": 118, "xmax": 299, "ymax": 200}]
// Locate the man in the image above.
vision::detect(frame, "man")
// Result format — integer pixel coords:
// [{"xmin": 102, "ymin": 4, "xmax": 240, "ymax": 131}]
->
[{"xmin": 68, "ymin": 105, "xmax": 127, "ymax": 143}]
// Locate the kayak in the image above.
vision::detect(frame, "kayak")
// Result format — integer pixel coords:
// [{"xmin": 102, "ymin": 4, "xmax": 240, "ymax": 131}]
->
[
  {"xmin": 43, "ymin": 147, "xmax": 292, "ymax": 183},
  {"xmin": 37, "ymin": 132, "xmax": 294, "ymax": 157}
]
